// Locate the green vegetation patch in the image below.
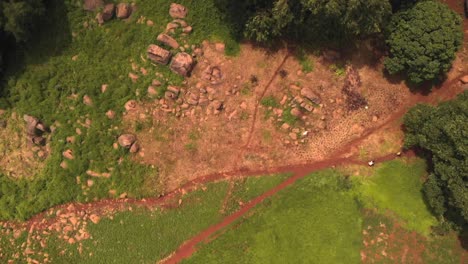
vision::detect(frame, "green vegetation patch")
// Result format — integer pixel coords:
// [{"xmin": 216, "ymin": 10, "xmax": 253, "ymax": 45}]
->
[
  {"xmin": 185, "ymin": 170, "xmax": 363, "ymax": 264},
  {"xmin": 355, "ymin": 159, "xmax": 437, "ymax": 235}
]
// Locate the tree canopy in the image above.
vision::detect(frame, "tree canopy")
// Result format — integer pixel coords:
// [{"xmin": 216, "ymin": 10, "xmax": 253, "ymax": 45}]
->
[
  {"xmin": 384, "ymin": 1, "xmax": 463, "ymax": 84},
  {"xmin": 403, "ymin": 91, "xmax": 468, "ymax": 229},
  {"xmin": 0, "ymin": 0, "xmax": 45, "ymax": 76},
  {"xmin": 218, "ymin": 0, "xmax": 392, "ymax": 43}
]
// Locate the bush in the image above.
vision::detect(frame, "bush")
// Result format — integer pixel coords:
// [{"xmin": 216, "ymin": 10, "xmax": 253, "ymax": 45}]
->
[{"xmin": 384, "ymin": 1, "xmax": 463, "ymax": 84}]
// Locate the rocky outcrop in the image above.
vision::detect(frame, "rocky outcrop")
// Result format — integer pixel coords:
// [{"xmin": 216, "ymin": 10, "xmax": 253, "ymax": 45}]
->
[
  {"xmin": 83, "ymin": 0, "xmax": 104, "ymax": 11},
  {"xmin": 170, "ymin": 52, "xmax": 194, "ymax": 76},
  {"xmin": 147, "ymin": 45, "xmax": 171, "ymax": 65},
  {"xmin": 157, "ymin": 33, "xmax": 179, "ymax": 49},
  {"xmin": 169, "ymin": 3, "xmax": 188, "ymax": 18},
  {"xmin": 116, "ymin": 3, "xmax": 131, "ymax": 19}
]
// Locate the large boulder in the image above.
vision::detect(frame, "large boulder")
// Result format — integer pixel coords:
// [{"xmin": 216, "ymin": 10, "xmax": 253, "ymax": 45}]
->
[
  {"xmin": 102, "ymin": 3, "xmax": 115, "ymax": 21},
  {"xmin": 147, "ymin": 45, "xmax": 172, "ymax": 65},
  {"xmin": 118, "ymin": 134, "xmax": 136, "ymax": 148},
  {"xmin": 83, "ymin": 0, "xmax": 104, "ymax": 11},
  {"xmin": 157, "ymin": 33, "xmax": 179, "ymax": 49},
  {"xmin": 170, "ymin": 52, "xmax": 194, "ymax": 77},
  {"xmin": 169, "ymin": 3, "xmax": 188, "ymax": 18},
  {"xmin": 116, "ymin": 3, "xmax": 131, "ymax": 19}
]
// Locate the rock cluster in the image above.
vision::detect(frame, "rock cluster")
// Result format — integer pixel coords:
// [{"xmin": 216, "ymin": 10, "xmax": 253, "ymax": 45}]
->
[
  {"xmin": 146, "ymin": 3, "xmax": 195, "ymax": 77},
  {"xmin": 84, "ymin": 1, "xmax": 134, "ymax": 25},
  {"xmin": 23, "ymin": 115, "xmax": 49, "ymax": 146}
]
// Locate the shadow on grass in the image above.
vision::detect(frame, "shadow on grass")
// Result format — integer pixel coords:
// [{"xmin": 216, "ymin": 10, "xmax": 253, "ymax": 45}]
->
[{"xmin": 0, "ymin": 0, "xmax": 72, "ymax": 105}]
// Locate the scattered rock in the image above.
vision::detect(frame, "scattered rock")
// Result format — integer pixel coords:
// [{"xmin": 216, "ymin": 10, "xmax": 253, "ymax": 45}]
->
[
  {"xmin": 102, "ymin": 3, "xmax": 115, "ymax": 21},
  {"xmin": 146, "ymin": 20, "xmax": 154, "ymax": 26},
  {"xmin": 83, "ymin": 0, "xmax": 104, "ymax": 11},
  {"xmin": 167, "ymin": 85, "xmax": 180, "ymax": 96},
  {"xmin": 157, "ymin": 33, "xmax": 180, "ymax": 49},
  {"xmin": 128, "ymin": 72, "xmax": 139, "ymax": 82},
  {"xmin": 60, "ymin": 161, "xmax": 68, "ymax": 169},
  {"xmin": 182, "ymin": 26, "xmax": 192, "ymax": 33},
  {"xmin": 169, "ymin": 3, "xmax": 188, "ymax": 18},
  {"xmin": 289, "ymin": 132, "xmax": 298, "ymax": 140},
  {"xmin": 152, "ymin": 79, "xmax": 162, "ymax": 86},
  {"xmin": 147, "ymin": 86, "xmax": 157, "ymax": 96},
  {"xmin": 202, "ymin": 66, "xmax": 223, "ymax": 84},
  {"xmin": 66, "ymin": 136, "xmax": 76, "ymax": 144},
  {"xmin": 129, "ymin": 142, "xmax": 140, "ymax": 153},
  {"xmin": 281, "ymin": 123, "xmax": 290, "ymax": 130},
  {"xmin": 116, "ymin": 3, "xmax": 131, "ymax": 19},
  {"xmin": 147, "ymin": 44, "xmax": 172, "ymax": 65},
  {"xmin": 106, "ymin": 110, "xmax": 115, "ymax": 119},
  {"xmin": 24, "ymin": 115, "xmax": 39, "ymax": 136},
  {"xmin": 32, "ymin": 136, "xmax": 46, "ymax": 146},
  {"xmin": 215, "ymin": 42, "xmax": 225, "ymax": 53},
  {"xmin": 118, "ymin": 134, "xmax": 136, "ymax": 148},
  {"xmin": 290, "ymin": 108, "xmax": 302, "ymax": 117},
  {"xmin": 211, "ymin": 100, "xmax": 223, "ymax": 111},
  {"xmin": 83, "ymin": 95, "xmax": 93, "ymax": 106},
  {"xmin": 170, "ymin": 52, "xmax": 194, "ymax": 76},
  {"xmin": 300, "ymin": 88, "xmax": 321, "ymax": 104},
  {"xmin": 124, "ymin": 100, "xmax": 137, "ymax": 111},
  {"xmin": 461, "ymin": 75, "xmax": 468, "ymax": 84},
  {"xmin": 89, "ymin": 214, "xmax": 100, "ymax": 224},
  {"xmin": 101, "ymin": 84, "xmax": 108, "ymax": 93},
  {"xmin": 372, "ymin": 115, "xmax": 379, "ymax": 122},
  {"xmin": 62, "ymin": 149, "xmax": 74, "ymax": 160}
]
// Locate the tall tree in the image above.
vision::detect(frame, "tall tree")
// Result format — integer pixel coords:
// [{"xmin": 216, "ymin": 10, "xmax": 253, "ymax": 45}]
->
[
  {"xmin": 229, "ymin": 0, "xmax": 392, "ymax": 43},
  {"xmin": 384, "ymin": 1, "xmax": 463, "ymax": 84},
  {"xmin": 404, "ymin": 91, "xmax": 468, "ymax": 229}
]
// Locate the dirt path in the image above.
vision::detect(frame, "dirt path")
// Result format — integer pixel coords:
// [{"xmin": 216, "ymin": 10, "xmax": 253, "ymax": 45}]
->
[{"xmin": 243, "ymin": 51, "xmax": 291, "ymax": 149}]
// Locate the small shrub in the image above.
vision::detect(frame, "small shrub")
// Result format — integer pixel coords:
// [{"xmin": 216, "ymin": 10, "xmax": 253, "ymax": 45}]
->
[{"xmin": 260, "ymin": 96, "xmax": 279, "ymax": 108}]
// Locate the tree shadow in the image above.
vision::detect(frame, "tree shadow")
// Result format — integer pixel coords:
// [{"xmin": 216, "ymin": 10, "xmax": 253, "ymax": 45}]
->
[{"xmin": 0, "ymin": 0, "xmax": 72, "ymax": 105}]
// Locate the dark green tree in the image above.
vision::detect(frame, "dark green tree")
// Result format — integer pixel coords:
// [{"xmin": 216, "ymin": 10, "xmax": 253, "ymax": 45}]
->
[
  {"xmin": 403, "ymin": 91, "xmax": 468, "ymax": 229},
  {"xmin": 222, "ymin": 0, "xmax": 392, "ymax": 43},
  {"xmin": 384, "ymin": 1, "xmax": 463, "ymax": 84}
]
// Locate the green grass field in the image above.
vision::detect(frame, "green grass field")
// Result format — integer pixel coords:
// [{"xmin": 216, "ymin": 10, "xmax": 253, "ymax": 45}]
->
[
  {"xmin": 185, "ymin": 170, "xmax": 363, "ymax": 264},
  {"xmin": 183, "ymin": 159, "xmax": 461, "ymax": 263},
  {"xmin": 355, "ymin": 159, "xmax": 437, "ymax": 235}
]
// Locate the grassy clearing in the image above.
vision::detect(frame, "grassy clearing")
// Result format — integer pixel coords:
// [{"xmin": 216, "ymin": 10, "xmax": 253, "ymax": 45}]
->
[
  {"xmin": 184, "ymin": 159, "xmax": 462, "ymax": 263},
  {"xmin": 355, "ymin": 159, "xmax": 437, "ymax": 235},
  {"xmin": 185, "ymin": 170, "xmax": 363, "ymax": 264},
  {"xmin": 0, "ymin": 0, "xmax": 239, "ymax": 220}
]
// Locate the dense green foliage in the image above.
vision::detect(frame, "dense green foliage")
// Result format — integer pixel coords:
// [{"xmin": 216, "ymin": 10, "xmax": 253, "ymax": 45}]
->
[
  {"xmin": 0, "ymin": 0, "xmax": 45, "ymax": 75},
  {"xmin": 404, "ymin": 91, "xmax": 468, "ymax": 229},
  {"xmin": 356, "ymin": 159, "xmax": 437, "ymax": 235},
  {"xmin": 384, "ymin": 1, "xmax": 463, "ymax": 84},
  {"xmin": 216, "ymin": 0, "xmax": 392, "ymax": 43},
  {"xmin": 0, "ymin": 0, "xmax": 239, "ymax": 220}
]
